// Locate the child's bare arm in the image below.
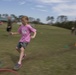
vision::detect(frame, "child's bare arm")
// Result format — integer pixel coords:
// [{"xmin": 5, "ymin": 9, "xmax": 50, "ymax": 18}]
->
[
  {"xmin": 10, "ymin": 32, "xmax": 19, "ymax": 35},
  {"xmin": 31, "ymin": 31, "xmax": 37, "ymax": 39}
]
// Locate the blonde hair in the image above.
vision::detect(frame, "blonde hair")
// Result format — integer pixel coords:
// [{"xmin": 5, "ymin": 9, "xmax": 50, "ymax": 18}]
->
[{"xmin": 21, "ymin": 16, "xmax": 29, "ymax": 24}]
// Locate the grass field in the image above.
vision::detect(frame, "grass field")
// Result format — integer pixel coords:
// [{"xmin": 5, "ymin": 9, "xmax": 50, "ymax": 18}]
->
[{"xmin": 0, "ymin": 23, "xmax": 76, "ymax": 75}]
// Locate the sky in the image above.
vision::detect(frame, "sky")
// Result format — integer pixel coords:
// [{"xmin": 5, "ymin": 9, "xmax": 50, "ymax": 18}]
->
[{"xmin": 0, "ymin": 0, "xmax": 76, "ymax": 23}]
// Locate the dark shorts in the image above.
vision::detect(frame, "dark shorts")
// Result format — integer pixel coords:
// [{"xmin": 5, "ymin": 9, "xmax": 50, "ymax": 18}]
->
[
  {"xmin": 6, "ymin": 27, "xmax": 12, "ymax": 32},
  {"xmin": 16, "ymin": 42, "xmax": 28, "ymax": 49}
]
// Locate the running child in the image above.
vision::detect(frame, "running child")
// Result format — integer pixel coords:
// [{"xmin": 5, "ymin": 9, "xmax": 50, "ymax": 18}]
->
[{"xmin": 11, "ymin": 16, "xmax": 37, "ymax": 70}]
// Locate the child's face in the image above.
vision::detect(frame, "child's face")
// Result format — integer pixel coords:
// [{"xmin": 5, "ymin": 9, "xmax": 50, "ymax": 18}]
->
[{"xmin": 21, "ymin": 18, "xmax": 28, "ymax": 25}]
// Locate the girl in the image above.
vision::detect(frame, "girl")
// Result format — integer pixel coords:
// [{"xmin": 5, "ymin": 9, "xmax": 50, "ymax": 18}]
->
[{"xmin": 11, "ymin": 16, "xmax": 36, "ymax": 70}]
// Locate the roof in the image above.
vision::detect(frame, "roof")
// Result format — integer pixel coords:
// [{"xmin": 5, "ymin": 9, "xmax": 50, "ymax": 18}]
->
[{"xmin": 0, "ymin": 17, "xmax": 8, "ymax": 21}]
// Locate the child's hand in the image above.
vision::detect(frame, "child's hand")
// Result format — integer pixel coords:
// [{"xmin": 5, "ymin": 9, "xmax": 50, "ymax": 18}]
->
[
  {"xmin": 31, "ymin": 36, "xmax": 35, "ymax": 39},
  {"xmin": 10, "ymin": 32, "xmax": 14, "ymax": 35},
  {"xmin": 31, "ymin": 32, "xmax": 36, "ymax": 39},
  {"xmin": 10, "ymin": 32, "xmax": 19, "ymax": 35}
]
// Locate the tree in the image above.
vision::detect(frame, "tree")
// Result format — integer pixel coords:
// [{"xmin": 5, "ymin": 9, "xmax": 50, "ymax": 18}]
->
[
  {"xmin": 36, "ymin": 18, "xmax": 40, "ymax": 23},
  {"xmin": 11, "ymin": 14, "xmax": 18, "ymax": 22},
  {"xmin": 32, "ymin": 18, "xmax": 41, "ymax": 24},
  {"xmin": 29, "ymin": 17, "xmax": 35, "ymax": 22},
  {"xmin": 57, "ymin": 15, "xmax": 68, "ymax": 23},
  {"xmin": 46, "ymin": 16, "xmax": 54, "ymax": 25},
  {"xmin": 47, "ymin": 16, "xmax": 51, "ymax": 21},
  {"xmin": 1, "ymin": 14, "xmax": 8, "ymax": 18},
  {"xmin": 19, "ymin": 15, "xmax": 24, "ymax": 19},
  {"xmin": 0, "ymin": 14, "xmax": 1, "ymax": 17},
  {"xmin": 50, "ymin": 16, "xmax": 54, "ymax": 24}
]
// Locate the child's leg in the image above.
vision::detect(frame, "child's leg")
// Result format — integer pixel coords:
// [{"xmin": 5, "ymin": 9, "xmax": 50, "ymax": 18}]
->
[
  {"xmin": 16, "ymin": 47, "xmax": 26, "ymax": 58},
  {"xmin": 13, "ymin": 42, "xmax": 28, "ymax": 70},
  {"xmin": 18, "ymin": 47, "xmax": 25, "ymax": 64},
  {"xmin": 16, "ymin": 47, "xmax": 20, "ymax": 53}
]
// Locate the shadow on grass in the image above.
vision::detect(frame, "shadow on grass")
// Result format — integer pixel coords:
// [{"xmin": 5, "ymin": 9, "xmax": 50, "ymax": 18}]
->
[{"xmin": 3, "ymin": 52, "xmax": 19, "ymax": 64}]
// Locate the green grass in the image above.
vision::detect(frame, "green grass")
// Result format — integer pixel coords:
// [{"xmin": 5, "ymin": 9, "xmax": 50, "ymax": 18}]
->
[{"xmin": 0, "ymin": 24, "xmax": 76, "ymax": 75}]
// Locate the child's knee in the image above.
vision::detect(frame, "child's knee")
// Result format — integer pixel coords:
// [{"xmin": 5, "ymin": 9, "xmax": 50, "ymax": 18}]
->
[
  {"xmin": 16, "ymin": 47, "xmax": 19, "ymax": 50},
  {"xmin": 20, "ymin": 47, "xmax": 24, "ymax": 52}
]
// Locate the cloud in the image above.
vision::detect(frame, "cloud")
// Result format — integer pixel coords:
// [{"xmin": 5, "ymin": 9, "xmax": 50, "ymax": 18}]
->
[
  {"xmin": 36, "ymin": 5, "xmax": 45, "ymax": 8},
  {"xmin": 2, "ymin": 0, "xmax": 12, "ymax": 1},
  {"xmin": 37, "ymin": 0, "xmax": 70, "ymax": 4},
  {"xmin": 37, "ymin": 9, "xmax": 48, "ymax": 12},
  {"xmin": 31, "ymin": 7, "xmax": 35, "ymax": 10},
  {"xmin": 19, "ymin": 1, "xmax": 26, "ymax": 5},
  {"xmin": 31, "ymin": 7, "xmax": 48, "ymax": 12},
  {"xmin": 52, "ymin": 3, "xmax": 76, "ymax": 16},
  {"xmin": 35, "ymin": 0, "xmax": 76, "ymax": 16}
]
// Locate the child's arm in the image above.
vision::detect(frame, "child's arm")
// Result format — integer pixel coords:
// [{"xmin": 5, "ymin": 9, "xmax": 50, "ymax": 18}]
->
[
  {"xmin": 10, "ymin": 25, "xmax": 21, "ymax": 35},
  {"xmin": 31, "ymin": 31, "xmax": 37, "ymax": 39},
  {"xmin": 10, "ymin": 32, "xmax": 19, "ymax": 35}
]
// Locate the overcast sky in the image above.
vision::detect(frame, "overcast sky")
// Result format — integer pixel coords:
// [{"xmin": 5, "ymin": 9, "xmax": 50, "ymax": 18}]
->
[{"xmin": 0, "ymin": 0, "xmax": 76, "ymax": 23}]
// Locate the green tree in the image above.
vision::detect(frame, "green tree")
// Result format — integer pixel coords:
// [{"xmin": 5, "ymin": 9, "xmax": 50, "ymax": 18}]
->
[
  {"xmin": 11, "ymin": 14, "xmax": 18, "ymax": 22},
  {"xmin": 36, "ymin": 18, "xmax": 40, "ymax": 23},
  {"xmin": 46, "ymin": 16, "xmax": 54, "ymax": 25},
  {"xmin": 57, "ymin": 15, "xmax": 68, "ymax": 23},
  {"xmin": 29, "ymin": 17, "xmax": 35, "ymax": 22}
]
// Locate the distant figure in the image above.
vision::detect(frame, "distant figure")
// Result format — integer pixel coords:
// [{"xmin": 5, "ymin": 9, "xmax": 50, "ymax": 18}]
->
[
  {"xmin": 74, "ymin": 28, "xmax": 76, "ymax": 35},
  {"xmin": 6, "ymin": 17, "xmax": 12, "ymax": 34},
  {"xmin": 71, "ymin": 26, "xmax": 75, "ymax": 34}
]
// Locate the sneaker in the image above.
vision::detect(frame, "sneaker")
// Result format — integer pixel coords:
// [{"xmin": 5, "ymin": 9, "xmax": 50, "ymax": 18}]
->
[{"xmin": 13, "ymin": 63, "xmax": 22, "ymax": 71}]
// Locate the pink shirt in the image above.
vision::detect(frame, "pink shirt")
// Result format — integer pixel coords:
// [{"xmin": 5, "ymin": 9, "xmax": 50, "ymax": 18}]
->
[{"xmin": 18, "ymin": 24, "xmax": 36, "ymax": 43}]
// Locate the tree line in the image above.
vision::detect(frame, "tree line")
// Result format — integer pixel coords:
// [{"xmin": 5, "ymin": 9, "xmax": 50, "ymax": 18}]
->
[
  {"xmin": 0, "ymin": 14, "xmax": 76, "ymax": 29},
  {"xmin": 0, "ymin": 14, "xmax": 41, "ymax": 24},
  {"xmin": 47, "ymin": 15, "xmax": 76, "ymax": 30}
]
